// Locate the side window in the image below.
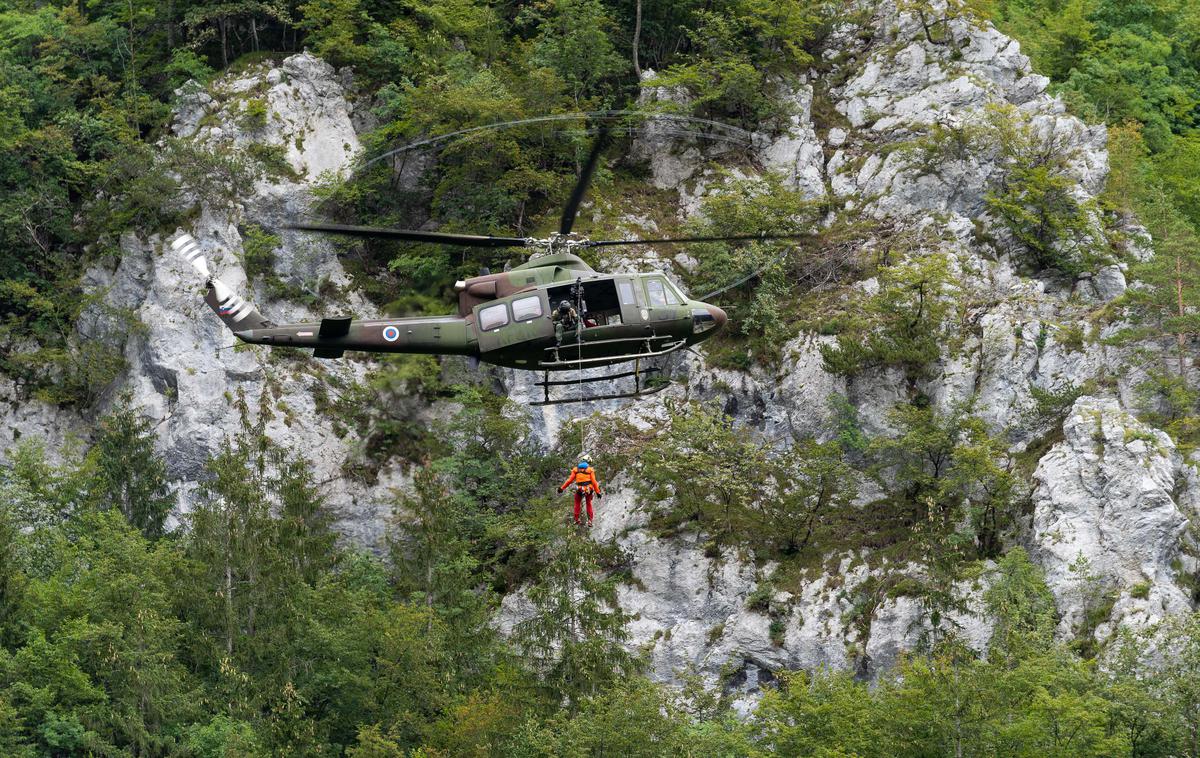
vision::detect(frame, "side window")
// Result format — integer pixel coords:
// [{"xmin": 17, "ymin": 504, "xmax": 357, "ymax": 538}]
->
[
  {"xmin": 512, "ymin": 295, "xmax": 543, "ymax": 321},
  {"xmin": 617, "ymin": 281, "xmax": 636, "ymax": 306},
  {"xmin": 479, "ymin": 303, "xmax": 509, "ymax": 331},
  {"xmin": 645, "ymin": 279, "xmax": 668, "ymax": 307}
]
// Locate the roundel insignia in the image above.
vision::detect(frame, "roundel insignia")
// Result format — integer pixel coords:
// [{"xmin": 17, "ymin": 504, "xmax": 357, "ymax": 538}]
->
[{"xmin": 382, "ymin": 325, "xmax": 400, "ymax": 342}]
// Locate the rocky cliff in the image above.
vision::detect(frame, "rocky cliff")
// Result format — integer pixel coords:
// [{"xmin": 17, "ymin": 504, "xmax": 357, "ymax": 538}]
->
[{"xmin": 5, "ymin": 0, "xmax": 1198, "ymax": 700}]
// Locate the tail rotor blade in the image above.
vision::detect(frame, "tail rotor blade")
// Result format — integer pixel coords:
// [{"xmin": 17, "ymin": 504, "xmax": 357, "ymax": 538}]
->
[{"xmin": 171, "ymin": 233, "xmax": 210, "ymax": 278}]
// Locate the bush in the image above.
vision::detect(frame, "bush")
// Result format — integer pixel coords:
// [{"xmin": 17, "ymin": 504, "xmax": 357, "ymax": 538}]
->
[
  {"xmin": 982, "ymin": 105, "xmax": 1103, "ymax": 275},
  {"xmin": 821, "ymin": 253, "xmax": 954, "ymax": 377}
]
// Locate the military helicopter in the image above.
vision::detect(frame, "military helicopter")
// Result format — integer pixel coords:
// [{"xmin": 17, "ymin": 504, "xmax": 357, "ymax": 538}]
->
[{"xmin": 176, "ymin": 123, "xmax": 805, "ymax": 405}]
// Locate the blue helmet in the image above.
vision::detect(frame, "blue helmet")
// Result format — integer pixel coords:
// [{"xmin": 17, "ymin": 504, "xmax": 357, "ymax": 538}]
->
[{"xmin": 577, "ymin": 461, "xmax": 589, "ymax": 469}]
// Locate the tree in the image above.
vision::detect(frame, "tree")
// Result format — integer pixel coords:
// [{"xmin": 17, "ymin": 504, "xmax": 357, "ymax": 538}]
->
[
  {"xmin": 822, "ymin": 253, "xmax": 955, "ymax": 377},
  {"xmin": 983, "ymin": 548, "xmax": 1057, "ymax": 665},
  {"xmin": 760, "ymin": 440, "xmax": 857, "ymax": 556},
  {"xmin": 391, "ymin": 465, "xmax": 498, "ymax": 686},
  {"xmin": 519, "ymin": 0, "xmax": 628, "ymax": 109},
  {"xmin": 646, "ymin": 0, "xmax": 820, "ymax": 126},
  {"xmin": 753, "ymin": 669, "xmax": 884, "ymax": 755},
  {"xmin": 871, "ymin": 399, "xmax": 1018, "ymax": 561},
  {"xmin": 513, "ymin": 512, "xmax": 637, "ymax": 709},
  {"xmin": 982, "ymin": 105, "xmax": 1102, "ymax": 276},
  {"xmin": 86, "ymin": 402, "xmax": 175, "ymax": 539},
  {"xmin": 183, "ymin": 417, "xmax": 336, "ymax": 682},
  {"xmin": 0, "ymin": 504, "xmax": 25, "ymax": 647},
  {"xmin": 1158, "ymin": 614, "xmax": 1200, "ymax": 757},
  {"xmin": 638, "ymin": 400, "xmax": 771, "ymax": 549},
  {"xmin": 7, "ymin": 511, "xmax": 197, "ymax": 753}
]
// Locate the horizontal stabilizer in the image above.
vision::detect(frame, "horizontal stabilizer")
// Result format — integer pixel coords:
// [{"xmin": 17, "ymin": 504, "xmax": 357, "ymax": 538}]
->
[
  {"xmin": 319, "ymin": 317, "xmax": 352, "ymax": 339},
  {"xmin": 313, "ymin": 347, "xmax": 345, "ymax": 359}
]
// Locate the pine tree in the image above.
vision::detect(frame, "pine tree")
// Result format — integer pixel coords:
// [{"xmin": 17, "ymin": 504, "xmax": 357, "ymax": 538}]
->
[
  {"xmin": 390, "ymin": 465, "xmax": 497, "ymax": 686},
  {"xmin": 86, "ymin": 402, "xmax": 175, "ymax": 539},
  {"xmin": 514, "ymin": 513, "xmax": 637, "ymax": 709},
  {"xmin": 0, "ymin": 502, "xmax": 25, "ymax": 647},
  {"xmin": 183, "ymin": 409, "xmax": 337, "ymax": 681}
]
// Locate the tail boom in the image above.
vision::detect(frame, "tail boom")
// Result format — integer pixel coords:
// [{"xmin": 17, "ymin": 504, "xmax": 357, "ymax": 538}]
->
[{"xmin": 234, "ymin": 316, "xmax": 475, "ymax": 359}]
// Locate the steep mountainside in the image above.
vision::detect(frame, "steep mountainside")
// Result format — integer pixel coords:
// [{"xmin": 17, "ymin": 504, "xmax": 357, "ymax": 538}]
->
[{"xmin": 4, "ymin": 0, "xmax": 1197, "ymax": 702}]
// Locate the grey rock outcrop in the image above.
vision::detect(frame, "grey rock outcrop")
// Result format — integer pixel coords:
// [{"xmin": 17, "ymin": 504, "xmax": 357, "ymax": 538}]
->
[
  {"xmin": 1032, "ymin": 397, "xmax": 1195, "ymax": 641},
  {"xmin": 3, "ymin": 54, "xmax": 406, "ymax": 546}
]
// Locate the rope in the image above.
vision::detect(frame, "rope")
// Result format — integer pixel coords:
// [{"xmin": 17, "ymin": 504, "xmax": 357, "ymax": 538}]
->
[{"xmin": 574, "ymin": 279, "xmax": 585, "ymax": 427}]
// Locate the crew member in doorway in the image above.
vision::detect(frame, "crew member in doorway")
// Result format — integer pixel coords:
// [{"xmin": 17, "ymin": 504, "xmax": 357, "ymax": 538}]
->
[
  {"xmin": 558, "ymin": 454, "xmax": 602, "ymax": 527},
  {"xmin": 552, "ymin": 299, "xmax": 579, "ymax": 346}
]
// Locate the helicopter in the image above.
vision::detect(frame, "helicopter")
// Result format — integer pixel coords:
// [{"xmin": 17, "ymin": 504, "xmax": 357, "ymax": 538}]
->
[{"xmin": 175, "ymin": 122, "xmax": 806, "ymax": 405}]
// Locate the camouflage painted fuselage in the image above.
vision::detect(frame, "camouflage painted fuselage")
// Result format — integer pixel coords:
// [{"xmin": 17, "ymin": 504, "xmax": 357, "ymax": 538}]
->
[{"xmin": 218, "ymin": 253, "xmax": 726, "ymax": 369}]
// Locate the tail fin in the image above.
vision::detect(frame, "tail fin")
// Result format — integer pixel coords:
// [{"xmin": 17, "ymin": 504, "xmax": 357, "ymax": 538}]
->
[{"xmin": 171, "ymin": 233, "xmax": 273, "ymax": 333}]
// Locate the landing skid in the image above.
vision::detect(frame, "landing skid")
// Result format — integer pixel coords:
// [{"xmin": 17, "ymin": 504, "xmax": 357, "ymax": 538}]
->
[{"xmin": 530, "ymin": 360, "xmax": 670, "ymax": 406}]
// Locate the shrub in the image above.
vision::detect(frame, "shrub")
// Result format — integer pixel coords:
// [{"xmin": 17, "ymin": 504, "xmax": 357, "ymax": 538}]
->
[{"xmin": 821, "ymin": 253, "xmax": 954, "ymax": 377}]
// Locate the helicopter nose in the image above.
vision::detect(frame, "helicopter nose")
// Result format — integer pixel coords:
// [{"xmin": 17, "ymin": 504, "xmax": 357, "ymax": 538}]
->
[{"xmin": 706, "ymin": 305, "xmax": 727, "ymax": 331}]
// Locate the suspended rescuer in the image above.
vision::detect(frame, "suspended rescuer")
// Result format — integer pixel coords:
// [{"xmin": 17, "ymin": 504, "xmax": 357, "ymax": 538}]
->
[{"xmin": 558, "ymin": 453, "xmax": 602, "ymax": 527}]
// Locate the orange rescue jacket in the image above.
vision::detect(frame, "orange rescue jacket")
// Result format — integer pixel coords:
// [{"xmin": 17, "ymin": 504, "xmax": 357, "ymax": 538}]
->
[{"xmin": 561, "ymin": 466, "xmax": 601, "ymax": 494}]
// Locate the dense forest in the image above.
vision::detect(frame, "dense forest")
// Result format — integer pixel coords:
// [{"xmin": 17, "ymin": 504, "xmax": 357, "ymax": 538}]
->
[
  {"xmin": 5, "ymin": 396, "xmax": 1200, "ymax": 756},
  {"xmin": 4, "ymin": 0, "xmax": 1200, "ymax": 755}
]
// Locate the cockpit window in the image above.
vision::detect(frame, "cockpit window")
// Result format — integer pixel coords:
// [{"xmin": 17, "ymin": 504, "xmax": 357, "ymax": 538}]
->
[
  {"xmin": 662, "ymin": 280, "xmax": 683, "ymax": 305},
  {"xmin": 479, "ymin": 303, "xmax": 509, "ymax": 331},
  {"xmin": 645, "ymin": 279, "xmax": 668, "ymax": 307},
  {"xmin": 511, "ymin": 295, "xmax": 543, "ymax": 321},
  {"xmin": 662, "ymin": 279, "xmax": 681, "ymax": 303},
  {"xmin": 617, "ymin": 281, "xmax": 636, "ymax": 306}
]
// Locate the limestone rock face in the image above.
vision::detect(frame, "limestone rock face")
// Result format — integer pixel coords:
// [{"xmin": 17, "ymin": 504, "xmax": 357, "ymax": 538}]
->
[
  {"xmin": 1032, "ymin": 397, "xmax": 1194, "ymax": 640},
  {"xmin": 0, "ymin": 53, "xmax": 405, "ymax": 546},
  {"xmin": 173, "ymin": 52, "xmax": 361, "ymax": 185}
]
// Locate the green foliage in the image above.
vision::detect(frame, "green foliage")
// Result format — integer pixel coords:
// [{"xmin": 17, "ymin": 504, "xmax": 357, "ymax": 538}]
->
[
  {"xmin": 681, "ymin": 172, "xmax": 830, "ymax": 364},
  {"xmin": 984, "ymin": 548, "xmax": 1057, "ymax": 663},
  {"xmin": 515, "ymin": 518, "xmax": 638, "ymax": 708},
  {"xmin": 991, "ymin": 0, "xmax": 1200, "ymax": 153},
  {"xmin": 239, "ymin": 97, "xmax": 269, "ymax": 130},
  {"xmin": 639, "ymin": 400, "xmax": 859, "ymax": 563},
  {"xmin": 821, "ymin": 253, "xmax": 955, "ymax": 377},
  {"xmin": 8, "ymin": 394, "xmax": 1200, "ymax": 754},
  {"xmin": 86, "ymin": 400, "xmax": 175, "ymax": 538},
  {"xmin": 981, "ymin": 105, "xmax": 1103, "ymax": 275},
  {"xmin": 870, "ymin": 399, "xmax": 1018, "ymax": 561},
  {"xmin": 989, "ymin": 2, "xmax": 1200, "ymax": 450},
  {"xmin": 518, "ymin": 0, "xmax": 628, "ymax": 108},
  {"xmin": 639, "ymin": 399, "xmax": 771, "ymax": 548},
  {"xmin": 646, "ymin": 0, "xmax": 821, "ymax": 126}
]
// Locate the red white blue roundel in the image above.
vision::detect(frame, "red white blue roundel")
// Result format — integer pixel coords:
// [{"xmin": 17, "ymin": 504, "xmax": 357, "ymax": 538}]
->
[{"xmin": 382, "ymin": 325, "xmax": 400, "ymax": 342}]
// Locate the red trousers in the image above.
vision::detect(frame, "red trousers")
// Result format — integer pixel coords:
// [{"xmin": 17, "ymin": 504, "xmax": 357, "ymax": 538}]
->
[{"xmin": 573, "ymin": 490, "xmax": 594, "ymax": 524}]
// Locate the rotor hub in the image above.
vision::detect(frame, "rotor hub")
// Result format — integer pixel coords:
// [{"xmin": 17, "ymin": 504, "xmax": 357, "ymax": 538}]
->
[{"xmin": 525, "ymin": 232, "xmax": 589, "ymax": 257}]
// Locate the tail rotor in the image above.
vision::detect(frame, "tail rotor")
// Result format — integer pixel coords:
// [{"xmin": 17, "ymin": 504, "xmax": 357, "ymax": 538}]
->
[{"xmin": 171, "ymin": 232, "xmax": 272, "ymax": 333}]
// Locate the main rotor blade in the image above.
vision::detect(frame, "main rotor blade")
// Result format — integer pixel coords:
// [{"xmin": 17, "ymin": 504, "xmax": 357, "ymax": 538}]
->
[
  {"xmin": 286, "ymin": 223, "xmax": 528, "ymax": 248},
  {"xmin": 559, "ymin": 126, "xmax": 611, "ymax": 235},
  {"xmin": 584, "ymin": 232, "xmax": 811, "ymax": 248}
]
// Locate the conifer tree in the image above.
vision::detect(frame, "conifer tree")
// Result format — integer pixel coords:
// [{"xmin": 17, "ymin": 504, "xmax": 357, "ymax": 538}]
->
[
  {"xmin": 514, "ymin": 512, "xmax": 637, "ymax": 709},
  {"xmin": 86, "ymin": 401, "xmax": 175, "ymax": 539}
]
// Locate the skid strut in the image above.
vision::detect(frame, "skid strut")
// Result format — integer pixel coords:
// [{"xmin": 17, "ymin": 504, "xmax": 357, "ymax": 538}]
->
[{"xmin": 532, "ymin": 360, "xmax": 668, "ymax": 406}]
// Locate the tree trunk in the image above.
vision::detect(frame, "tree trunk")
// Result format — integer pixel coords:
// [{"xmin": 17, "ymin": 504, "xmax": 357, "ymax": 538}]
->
[
  {"xmin": 1176, "ymin": 254, "xmax": 1187, "ymax": 379},
  {"xmin": 224, "ymin": 560, "xmax": 234, "ymax": 655},
  {"xmin": 632, "ymin": 0, "xmax": 642, "ymax": 79}
]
